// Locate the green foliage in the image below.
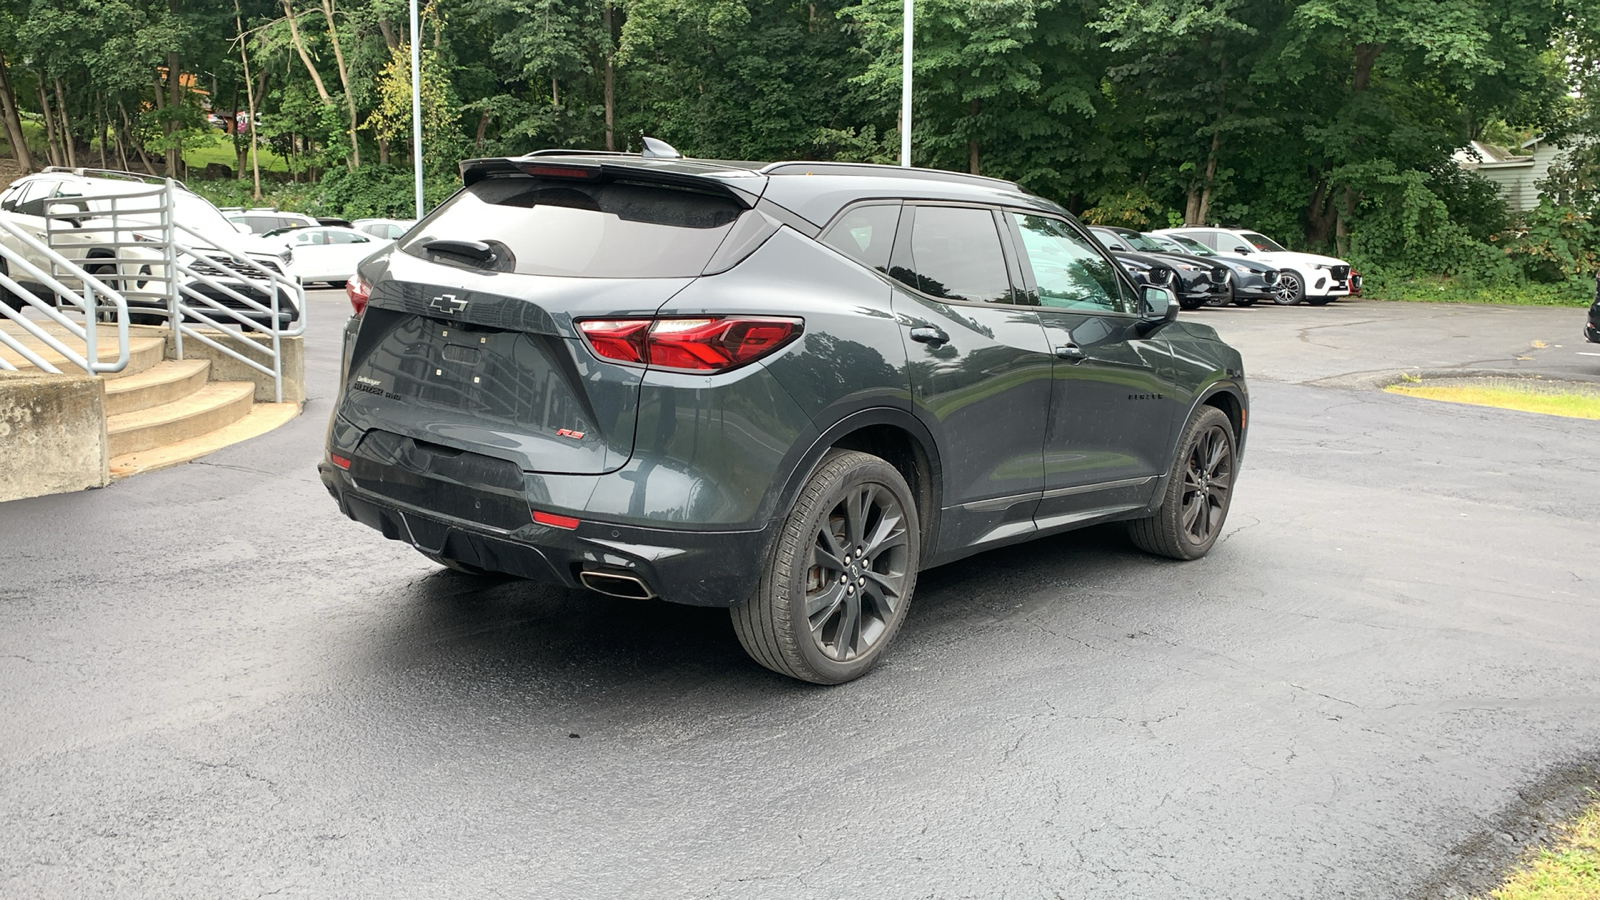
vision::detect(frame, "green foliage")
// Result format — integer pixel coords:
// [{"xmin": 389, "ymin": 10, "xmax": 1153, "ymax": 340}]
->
[{"xmin": 314, "ymin": 163, "xmax": 456, "ymax": 218}]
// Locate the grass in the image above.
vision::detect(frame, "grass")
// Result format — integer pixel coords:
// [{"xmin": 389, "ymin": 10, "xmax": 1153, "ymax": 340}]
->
[
  {"xmin": 1363, "ymin": 273, "xmax": 1591, "ymax": 307},
  {"xmin": 1387, "ymin": 377, "xmax": 1600, "ymax": 419},
  {"xmin": 182, "ymin": 135, "xmax": 290, "ymax": 174},
  {"xmin": 1482, "ymin": 798, "xmax": 1600, "ymax": 899}
]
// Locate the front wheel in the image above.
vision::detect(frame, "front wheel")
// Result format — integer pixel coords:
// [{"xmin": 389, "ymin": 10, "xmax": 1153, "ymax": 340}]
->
[
  {"xmin": 1128, "ymin": 406, "xmax": 1237, "ymax": 560},
  {"xmin": 732, "ymin": 449, "xmax": 920, "ymax": 684},
  {"xmin": 1274, "ymin": 271, "xmax": 1305, "ymax": 305}
]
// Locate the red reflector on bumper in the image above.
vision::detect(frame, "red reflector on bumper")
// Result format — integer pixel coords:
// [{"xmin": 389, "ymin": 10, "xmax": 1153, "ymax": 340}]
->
[
  {"xmin": 331, "ymin": 454, "xmax": 351, "ymax": 470},
  {"xmin": 532, "ymin": 510, "xmax": 580, "ymax": 530}
]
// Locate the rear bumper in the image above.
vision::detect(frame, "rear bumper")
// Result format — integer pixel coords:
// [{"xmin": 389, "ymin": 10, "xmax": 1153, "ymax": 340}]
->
[{"xmin": 319, "ymin": 461, "xmax": 772, "ymax": 608}]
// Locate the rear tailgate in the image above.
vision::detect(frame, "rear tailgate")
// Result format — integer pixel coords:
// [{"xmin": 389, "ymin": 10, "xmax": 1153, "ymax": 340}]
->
[
  {"xmin": 338, "ymin": 164, "xmax": 770, "ymax": 476},
  {"xmin": 342, "ymin": 254, "xmax": 693, "ymax": 475}
]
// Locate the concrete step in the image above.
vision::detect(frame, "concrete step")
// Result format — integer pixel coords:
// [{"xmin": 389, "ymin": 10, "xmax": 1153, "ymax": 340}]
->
[
  {"xmin": 0, "ymin": 321, "xmax": 167, "ymax": 378},
  {"xmin": 109, "ymin": 402, "xmax": 301, "ymax": 478},
  {"xmin": 106, "ymin": 381, "xmax": 255, "ymax": 457},
  {"xmin": 102, "ymin": 358, "xmax": 211, "ymax": 416}
]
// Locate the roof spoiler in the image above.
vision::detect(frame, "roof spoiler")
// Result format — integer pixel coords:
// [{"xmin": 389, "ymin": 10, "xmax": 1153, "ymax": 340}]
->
[{"xmin": 458, "ymin": 156, "xmax": 762, "ymax": 208}]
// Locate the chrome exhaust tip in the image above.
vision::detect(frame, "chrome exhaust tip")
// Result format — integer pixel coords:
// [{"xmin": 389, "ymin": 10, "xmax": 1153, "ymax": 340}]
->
[{"xmin": 579, "ymin": 570, "xmax": 656, "ymax": 600}]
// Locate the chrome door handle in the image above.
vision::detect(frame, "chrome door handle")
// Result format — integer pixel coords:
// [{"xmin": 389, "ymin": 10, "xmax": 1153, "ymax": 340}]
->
[
  {"xmin": 1055, "ymin": 344, "xmax": 1086, "ymax": 362},
  {"xmin": 909, "ymin": 326, "xmax": 949, "ymax": 346}
]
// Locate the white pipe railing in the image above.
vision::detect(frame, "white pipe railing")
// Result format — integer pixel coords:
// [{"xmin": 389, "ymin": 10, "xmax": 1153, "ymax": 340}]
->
[{"xmin": 0, "ymin": 216, "xmax": 130, "ymax": 375}]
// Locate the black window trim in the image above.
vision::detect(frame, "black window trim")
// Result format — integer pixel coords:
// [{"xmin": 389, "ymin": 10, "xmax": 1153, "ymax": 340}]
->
[
  {"xmin": 1003, "ymin": 207, "xmax": 1141, "ymax": 320},
  {"xmin": 816, "ymin": 199, "xmax": 904, "ymax": 275}
]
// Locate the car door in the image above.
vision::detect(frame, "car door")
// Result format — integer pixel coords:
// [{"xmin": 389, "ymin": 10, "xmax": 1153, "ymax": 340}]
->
[
  {"xmin": 323, "ymin": 229, "xmax": 376, "ymax": 279},
  {"xmin": 290, "ymin": 227, "xmax": 338, "ymax": 279},
  {"xmin": 887, "ymin": 203, "xmax": 1054, "ymax": 554},
  {"xmin": 1004, "ymin": 212, "xmax": 1181, "ymax": 528}
]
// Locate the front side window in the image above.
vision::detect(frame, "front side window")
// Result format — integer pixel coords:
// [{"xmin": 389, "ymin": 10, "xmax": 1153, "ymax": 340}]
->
[
  {"xmin": 821, "ymin": 204, "xmax": 898, "ymax": 272},
  {"xmin": 903, "ymin": 206, "xmax": 1010, "ymax": 304},
  {"xmin": 1241, "ymin": 231, "xmax": 1287, "ymax": 252},
  {"xmin": 1013, "ymin": 214, "xmax": 1129, "ymax": 314}
]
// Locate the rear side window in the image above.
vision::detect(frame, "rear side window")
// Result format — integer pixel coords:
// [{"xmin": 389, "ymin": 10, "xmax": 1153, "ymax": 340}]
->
[
  {"xmin": 821, "ymin": 204, "xmax": 899, "ymax": 272},
  {"xmin": 899, "ymin": 206, "xmax": 1010, "ymax": 304},
  {"xmin": 402, "ymin": 177, "xmax": 744, "ymax": 278}
]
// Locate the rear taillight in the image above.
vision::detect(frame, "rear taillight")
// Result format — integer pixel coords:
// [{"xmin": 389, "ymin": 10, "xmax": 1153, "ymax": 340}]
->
[
  {"xmin": 578, "ymin": 317, "xmax": 802, "ymax": 372},
  {"xmin": 346, "ymin": 274, "xmax": 372, "ymax": 315}
]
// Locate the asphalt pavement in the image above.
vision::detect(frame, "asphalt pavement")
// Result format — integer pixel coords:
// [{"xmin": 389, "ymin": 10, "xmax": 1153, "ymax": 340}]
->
[{"xmin": 1, "ymin": 293, "xmax": 1596, "ymax": 899}]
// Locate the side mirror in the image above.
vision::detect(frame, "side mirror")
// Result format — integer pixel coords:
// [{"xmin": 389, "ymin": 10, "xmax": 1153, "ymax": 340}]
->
[
  {"xmin": 46, "ymin": 202, "xmax": 83, "ymax": 226},
  {"xmin": 1232, "ymin": 246, "xmax": 1251, "ymax": 254},
  {"xmin": 1139, "ymin": 285, "xmax": 1180, "ymax": 327}
]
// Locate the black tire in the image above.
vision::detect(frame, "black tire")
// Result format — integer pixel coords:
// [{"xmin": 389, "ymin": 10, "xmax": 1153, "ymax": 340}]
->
[
  {"xmin": 1274, "ymin": 270, "xmax": 1305, "ymax": 305},
  {"xmin": 1178, "ymin": 294, "xmax": 1205, "ymax": 311},
  {"xmin": 1232, "ymin": 296, "xmax": 1258, "ymax": 307},
  {"xmin": 731, "ymin": 449, "xmax": 920, "ymax": 685},
  {"xmin": 1128, "ymin": 406, "xmax": 1237, "ymax": 561},
  {"xmin": 326, "ymin": 281, "xmax": 345, "ymax": 290},
  {"xmin": 419, "ymin": 550, "xmax": 496, "ymax": 576},
  {"xmin": 1306, "ymin": 294, "xmax": 1333, "ymax": 306},
  {"xmin": 0, "ymin": 258, "xmax": 19, "ymax": 312},
  {"xmin": 129, "ymin": 313, "xmax": 168, "ymax": 326}
]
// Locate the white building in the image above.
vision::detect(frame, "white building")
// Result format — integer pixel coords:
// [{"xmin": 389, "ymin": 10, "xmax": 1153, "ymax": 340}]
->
[{"xmin": 1453, "ymin": 135, "xmax": 1589, "ymax": 212}]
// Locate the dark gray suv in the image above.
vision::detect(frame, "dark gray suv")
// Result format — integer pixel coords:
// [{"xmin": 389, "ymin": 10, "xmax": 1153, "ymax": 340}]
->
[{"xmin": 319, "ymin": 152, "xmax": 1249, "ymax": 684}]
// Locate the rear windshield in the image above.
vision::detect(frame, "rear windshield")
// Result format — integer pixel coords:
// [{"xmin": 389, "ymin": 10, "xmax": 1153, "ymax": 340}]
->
[{"xmin": 401, "ymin": 177, "xmax": 744, "ymax": 278}]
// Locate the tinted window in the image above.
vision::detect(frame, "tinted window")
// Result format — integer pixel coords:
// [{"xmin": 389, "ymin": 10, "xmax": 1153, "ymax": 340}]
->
[
  {"xmin": 14, "ymin": 180, "xmax": 58, "ymax": 216},
  {"xmin": 904, "ymin": 206, "xmax": 1009, "ymax": 303},
  {"xmin": 821, "ymin": 204, "xmax": 898, "ymax": 272},
  {"xmin": 1014, "ymin": 215, "xmax": 1129, "ymax": 314},
  {"xmin": 327, "ymin": 230, "xmax": 366, "ymax": 244},
  {"xmin": 1241, "ymin": 231, "xmax": 1287, "ymax": 252},
  {"xmin": 402, "ymin": 177, "xmax": 744, "ymax": 278},
  {"xmin": 0, "ymin": 184, "xmax": 22, "ymax": 211},
  {"xmin": 1091, "ymin": 228, "xmax": 1131, "ymax": 251}
]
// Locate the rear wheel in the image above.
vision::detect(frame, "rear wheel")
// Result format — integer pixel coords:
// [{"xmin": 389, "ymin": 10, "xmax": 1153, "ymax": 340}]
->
[
  {"xmin": 1128, "ymin": 406, "xmax": 1237, "ymax": 560},
  {"xmin": 732, "ymin": 449, "xmax": 920, "ymax": 684}
]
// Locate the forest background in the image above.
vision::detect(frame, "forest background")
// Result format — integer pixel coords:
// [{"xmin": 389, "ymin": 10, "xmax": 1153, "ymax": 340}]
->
[{"xmin": 1, "ymin": 0, "xmax": 1599, "ymax": 304}]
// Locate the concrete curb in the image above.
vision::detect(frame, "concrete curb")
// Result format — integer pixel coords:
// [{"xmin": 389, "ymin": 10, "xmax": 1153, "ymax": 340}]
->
[{"xmin": 1305, "ymin": 367, "xmax": 1600, "ymax": 391}]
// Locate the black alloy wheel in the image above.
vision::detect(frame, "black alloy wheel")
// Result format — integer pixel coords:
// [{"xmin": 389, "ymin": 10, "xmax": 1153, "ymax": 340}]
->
[
  {"xmin": 1128, "ymin": 406, "xmax": 1236, "ymax": 560},
  {"xmin": 1274, "ymin": 271, "xmax": 1305, "ymax": 305},
  {"xmin": 733, "ymin": 449, "xmax": 920, "ymax": 684}
]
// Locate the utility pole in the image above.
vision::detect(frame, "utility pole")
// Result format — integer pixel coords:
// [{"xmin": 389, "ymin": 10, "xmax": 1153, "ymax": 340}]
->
[
  {"xmin": 410, "ymin": 0, "xmax": 424, "ymax": 218},
  {"xmin": 900, "ymin": 0, "xmax": 913, "ymax": 167}
]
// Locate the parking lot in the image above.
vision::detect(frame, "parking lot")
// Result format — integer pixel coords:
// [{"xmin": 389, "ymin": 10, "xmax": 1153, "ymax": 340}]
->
[{"xmin": 2, "ymin": 292, "xmax": 1597, "ymax": 898}]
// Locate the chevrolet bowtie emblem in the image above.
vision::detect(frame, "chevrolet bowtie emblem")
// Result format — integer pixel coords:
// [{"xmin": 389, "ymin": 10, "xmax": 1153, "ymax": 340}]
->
[{"xmin": 429, "ymin": 293, "xmax": 467, "ymax": 314}]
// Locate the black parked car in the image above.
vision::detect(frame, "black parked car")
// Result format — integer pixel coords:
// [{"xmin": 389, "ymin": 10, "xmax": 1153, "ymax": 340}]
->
[
  {"xmin": 1588, "ymin": 274, "xmax": 1599, "ymax": 342},
  {"xmin": 1090, "ymin": 226, "xmax": 1232, "ymax": 310},
  {"xmin": 1149, "ymin": 232, "xmax": 1282, "ymax": 307},
  {"xmin": 320, "ymin": 149, "xmax": 1249, "ymax": 684}
]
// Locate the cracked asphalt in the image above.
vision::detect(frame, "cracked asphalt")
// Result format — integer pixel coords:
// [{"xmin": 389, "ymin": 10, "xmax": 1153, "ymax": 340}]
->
[{"xmin": 1, "ymin": 294, "xmax": 1597, "ymax": 898}]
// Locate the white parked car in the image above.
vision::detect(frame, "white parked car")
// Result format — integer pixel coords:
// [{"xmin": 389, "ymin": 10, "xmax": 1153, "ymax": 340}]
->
[
  {"xmin": 271, "ymin": 225, "xmax": 392, "ymax": 288},
  {"xmin": 0, "ymin": 168, "xmax": 298, "ymax": 325},
  {"xmin": 1153, "ymin": 226, "xmax": 1352, "ymax": 305},
  {"xmin": 352, "ymin": 217, "xmax": 415, "ymax": 240}
]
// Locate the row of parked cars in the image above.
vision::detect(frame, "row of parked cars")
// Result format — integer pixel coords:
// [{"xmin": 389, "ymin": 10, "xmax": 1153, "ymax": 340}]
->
[
  {"xmin": 0, "ymin": 166, "xmax": 416, "ymax": 320},
  {"xmin": 1088, "ymin": 224, "xmax": 1358, "ymax": 310}
]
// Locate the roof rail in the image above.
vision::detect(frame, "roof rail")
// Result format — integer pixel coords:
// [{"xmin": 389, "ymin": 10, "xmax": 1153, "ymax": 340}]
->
[
  {"xmin": 526, "ymin": 148, "xmax": 633, "ymax": 158},
  {"xmin": 40, "ymin": 166, "xmax": 183, "ymax": 188},
  {"xmin": 759, "ymin": 161, "xmax": 1019, "ymax": 190}
]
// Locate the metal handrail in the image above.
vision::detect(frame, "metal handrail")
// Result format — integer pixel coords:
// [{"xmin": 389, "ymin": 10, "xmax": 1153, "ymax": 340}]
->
[
  {"xmin": 0, "ymin": 217, "xmax": 129, "ymax": 375},
  {"xmin": 30, "ymin": 178, "xmax": 306, "ymax": 402}
]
